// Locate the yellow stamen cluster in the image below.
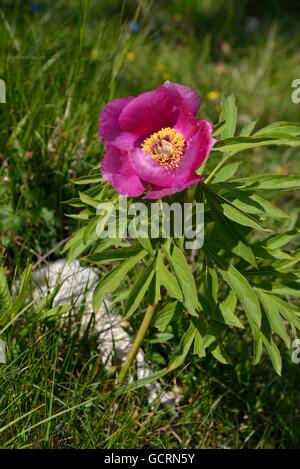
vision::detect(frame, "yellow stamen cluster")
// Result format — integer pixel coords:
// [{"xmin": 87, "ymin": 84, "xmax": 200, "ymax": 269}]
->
[{"xmin": 141, "ymin": 127, "xmax": 185, "ymax": 170}]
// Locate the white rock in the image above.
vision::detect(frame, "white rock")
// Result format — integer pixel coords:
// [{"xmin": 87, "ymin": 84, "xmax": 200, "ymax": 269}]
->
[{"xmin": 32, "ymin": 259, "xmax": 178, "ymax": 405}]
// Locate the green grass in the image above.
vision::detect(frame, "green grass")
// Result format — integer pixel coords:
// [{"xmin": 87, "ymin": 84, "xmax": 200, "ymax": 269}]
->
[
  {"xmin": 1, "ymin": 309, "xmax": 300, "ymax": 448},
  {"xmin": 1, "ymin": 0, "xmax": 300, "ymax": 449}
]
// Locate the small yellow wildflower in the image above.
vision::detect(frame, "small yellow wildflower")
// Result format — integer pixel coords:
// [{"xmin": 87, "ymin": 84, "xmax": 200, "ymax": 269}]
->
[
  {"xmin": 90, "ymin": 48, "xmax": 99, "ymax": 60},
  {"xmin": 156, "ymin": 63, "xmax": 165, "ymax": 72},
  {"xmin": 276, "ymin": 166, "xmax": 289, "ymax": 175},
  {"xmin": 162, "ymin": 72, "xmax": 171, "ymax": 81},
  {"xmin": 126, "ymin": 51, "xmax": 136, "ymax": 62},
  {"xmin": 207, "ymin": 90, "xmax": 221, "ymax": 101}
]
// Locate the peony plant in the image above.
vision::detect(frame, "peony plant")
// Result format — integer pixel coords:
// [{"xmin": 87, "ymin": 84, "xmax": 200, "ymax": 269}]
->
[{"xmin": 64, "ymin": 82, "xmax": 300, "ymax": 385}]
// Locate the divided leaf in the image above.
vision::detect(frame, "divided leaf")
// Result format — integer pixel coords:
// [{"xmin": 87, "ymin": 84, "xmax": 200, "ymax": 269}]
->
[
  {"xmin": 169, "ymin": 245, "xmax": 198, "ymax": 315},
  {"xmin": 93, "ymin": 249, "xmax": 147, "ymax": 312}
]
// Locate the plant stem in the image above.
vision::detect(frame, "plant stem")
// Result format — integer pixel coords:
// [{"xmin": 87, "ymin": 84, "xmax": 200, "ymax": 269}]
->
[
  {"xmin": 205, "ymin": 153, "xmax": 231, "ymax": 184},
  {"xmin": 116, "ymin": 304, "xmax": 157, "ymax": 384}
]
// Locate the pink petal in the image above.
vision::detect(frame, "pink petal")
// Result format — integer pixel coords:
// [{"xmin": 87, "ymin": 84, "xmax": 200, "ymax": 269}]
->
[
  {"xmin": 119, "ymin": 86, "xmax": 176, "ymax": 138},
  {"xmin": 101, "ymin": 146, "xmax": 146, "ymax": 197},
  {"xmin": 99, "ymin": 96, "xmax": 134, "ymax": 145},
  {"xmin": 163, "ymin": 81, "xmax": 201, "ymax": 116},
  {"xmin": 112, "ymin": 132, "xmax": 137, "ymax": 151},
  {"xmin": 129, "ymin": 148, "xmax": 174, "ymax": 188},
  {"xmin": 174, "ymin": 111, "xmax": 199, "ymax": 140},
  {"xmin": 174, "ymin": 119, "xmax": 216, "ymax": 185},
  {"xmin": 145, "ymin": 174, "xmax": 203, "ymax": 199}
]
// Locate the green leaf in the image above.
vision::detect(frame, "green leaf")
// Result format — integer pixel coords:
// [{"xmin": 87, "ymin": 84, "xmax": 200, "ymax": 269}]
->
[
  {"xmin": 170, "ymin": 245, "xmax": 198, "ymax": 315},
  {"xmin": 240, "ymin": 120, "xmax": 257, "ymax": 137},
  {"xmin": 157, "ymin": 250, "xmax": 183, "ymax": 301},
  {"xmin": 207, "ymin": 267, "xmax": 219, "ymax": 302},
  {"xmin": 92, "ymin": 249, "xmax": 147, "ymax": 312},
  {"xmin": 122, "ymin": 369, "xmax": 169, "ymax": 392},
  {"xmin": 216, "ymin": 261, "xmax": 261, "ymax": 328},
  {"xmin": 207, "ymin": 194, "xmax": 257, "ymax": 267},
  {"xmin": 124, "ymin": 263, "xmax": 156, "ymax": 318},
  {"xmin": 154, "ymin": 301, "xmax": 179, "ymax": 332},
  {"xmin": 222, "ymin": 202, "xmax": 268, "ymax": 232},
  {"xmin": 62, "ymin": 226, "xmax": 97, "ymax": 262},
  {"xmin": 79, "ymin": 191, "xmax": 103, "ymax": 209},
  {"xmin": 12, "ymin": 265, "xmax": 32, "ymax": 315},
  {"xmin": 270, "ymin": 283, "xmax": 300, "ymax": 297},
  {"xmin": 209, "ymin": 342, "xmax": 231, "ymax": 364},
  {"xmin": 273, "ymin": 249, "xmax": 300, "ymax": 271},
  {"xmin": 66, "ymin": 209, "xmax": 91, "ymax": 221},
  {"xmin": 62, "ymin": 197, "xmax": 84, "ymax": 208},
  {"xmin": 252, "ymin": 246, "xmax": 292, "ymax": 262},
  {"xmin": 111, "ymin": 290, "xmax": 130, "ymax": 305},
  {"xmin": 224, "ymin": 191, "xmax": 289, "ymax": 219},
  {"xmin": 213, "ymin": 162, "xmax": 241, "ymax": 183},
  {"xmin": 203, "ymin": 320, "xmax": 225, "ymax": 348},
  {"xmin": 232, "ymin": 175, "xmax": 300, "ymax": 191},
  {"xmin": 254, "ymin": 121, "xmax": 300, "ymax": 138},
  {"xmin": 218, "ymin": 291, "xmax": 244, "ymax": 329},
  {"xmin": 36, "ymin": 304, "xmax": 73, "ymax": 321},
  {"xmin": 62, "ymin": 226, "xmax": 84, "ymax": 254},
  {"xmin": 83, "ymin": 215, "xmax": 103, "ymax": 245},
  {"xmin": 83, "ymin": 244, "xmax": 142, "ymax": 264},
  {"xmin": 0, "ymin": 266, "xmax": 12, "ymax": 325},
  {"xmin": 212, "ymin": 120, "xmax": 227, "ymax": 137},
  {"xmin": 266, "ymin": 231, "xmax": 298, "ymax": 249},
  {"xmin": 252, "ymin": 328, "xmax": 263, "ymax": 365},
  {"xmin": 205, "ymin": 184, "xmax": 268, "ymax": 233},
  {"xmin": 147, "ymin": 268, "xmax": 161, "ymax": 305},
  {"xmin": 146, "ymin": 332, "xmax": 174, "ymax": 344},
  {"xmin": 93, "ymin": 237, "xmax": 122, "ymax": 254},
  {"xmin": 213, "ymin": 136, "xmax": 300, "ymax": 156},
  {"xmin": 168, "ymin": 322, "xmax": 196, "ymax": 371},
  {"xmin": 263, "ymin": 337, "xmax": 282, "ymax": 375},
  {"xmin": 219, "ymin": 94, "xmax": 237, "ymax": 139},
  {"xmin": 192, "ymin": 319, "xmax": 206, "ymax": 358},
  {"xmin": 232, "ymin": 242, "xmax": 257, "ymax": 267},
  {"xmin": 84, "ymin": 184, "xmax": 106, "ymax": 198},
  {"xmin": 33, "ymin": 283, "xmax": 63, "ymax": 317},
  {"xmin": 267, "ymin": 295, "xmax": 300, "ymax": 331},
  {"xmin": 73, "ymin": 174, "xmax": 104, "ymax": 185},
  {"xmin": 138, "ymin": 237, "xmax": 154, "ymax": 255},
  {"xmin": 256, "ymin": 290, "xmax": 290, "ymax": 348}
]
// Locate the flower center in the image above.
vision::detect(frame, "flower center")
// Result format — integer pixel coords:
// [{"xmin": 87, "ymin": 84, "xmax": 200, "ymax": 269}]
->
[{"xmin": 141, "ymin": 127, "xmax": 185, "ymax": 169}]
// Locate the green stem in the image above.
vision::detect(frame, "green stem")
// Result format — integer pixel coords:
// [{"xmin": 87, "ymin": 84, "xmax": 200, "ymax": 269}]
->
[
  {"xmin": 205, "ymin": 153, "xmax": 231, "ymax": 184},
  {"xmin": 116, "ymin": 304, "xmax": 157, "ymax": 384}
]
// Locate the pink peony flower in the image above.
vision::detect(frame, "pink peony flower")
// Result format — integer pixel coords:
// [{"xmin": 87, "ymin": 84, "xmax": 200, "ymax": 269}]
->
[{"xmin": 99, "ymin": 81, "xmax": 216, "ymax": 199}]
